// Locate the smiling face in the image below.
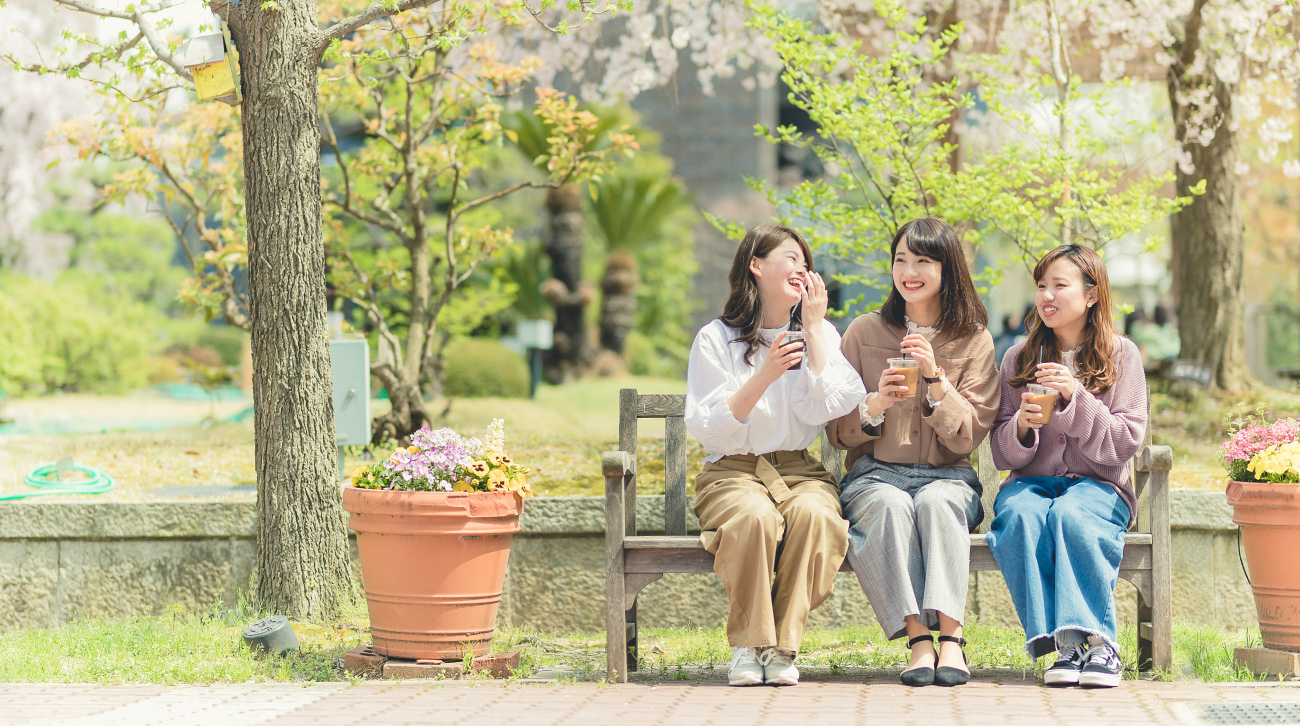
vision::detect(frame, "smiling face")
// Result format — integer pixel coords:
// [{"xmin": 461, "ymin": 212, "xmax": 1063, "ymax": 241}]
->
[
  {"xmin": 749, "ymin": 237, "xmax": 808, "ymax": 313},
  {"xmin": 1036, "ymin": 257, "xmax": 1098, "ymax": 333},
  {"xmin": 891, "ymin": 237, "xmax": 942, "ymax": 307}
]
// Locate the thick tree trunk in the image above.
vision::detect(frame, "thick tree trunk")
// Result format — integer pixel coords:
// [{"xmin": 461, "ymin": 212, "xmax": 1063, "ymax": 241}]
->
[
  {"xmin": 541, "ymin": 184, "xmax": 593, "ymax": 382},
  {"xmin": 599, "ymin": 253, "xmax": 639, "ymax": 355},
  {"xmin": 1167, "ymin": 65, "xmax": 1253, "ymax": 391},
  {"xmin": 229, "ymin": 4, "xmax": 354, "ymax": 619}
]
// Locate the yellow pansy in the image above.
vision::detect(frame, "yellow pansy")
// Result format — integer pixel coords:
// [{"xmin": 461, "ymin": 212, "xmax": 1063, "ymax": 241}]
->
[
  {"xmin": 488, "ymin": 469, "xmax": 508, "ymax": 489},
  {"xmin": 408, "ymin": 445, "xmax": 420, "ymax": 454},
  {"xmin": 468, "ymin": 461, "xmax": 490, "ymax": 476},
  {"xmin": 453, "ymin": 481, "xmax": 475, "ymax": 493},
  {"xmin": 487, "ymin": 451, "xmax": 505, "ymax": 466}
]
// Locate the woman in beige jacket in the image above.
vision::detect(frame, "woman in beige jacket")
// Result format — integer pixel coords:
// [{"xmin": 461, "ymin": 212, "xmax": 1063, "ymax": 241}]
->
[{"xmin": 827, "ymin": 218, "xmax": 1000, "ymax": 687}]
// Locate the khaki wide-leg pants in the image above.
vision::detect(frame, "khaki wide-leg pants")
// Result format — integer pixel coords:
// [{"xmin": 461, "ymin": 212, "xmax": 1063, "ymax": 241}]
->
[{"xmin": 693, "ymin": 450, "xmax": 849, "ymax": 652}]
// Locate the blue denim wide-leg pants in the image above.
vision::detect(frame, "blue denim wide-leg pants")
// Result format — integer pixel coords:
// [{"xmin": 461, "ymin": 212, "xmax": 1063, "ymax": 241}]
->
[{"xmin": 986, "ymin": 477, "xmax": 1131, "ymax": 659}]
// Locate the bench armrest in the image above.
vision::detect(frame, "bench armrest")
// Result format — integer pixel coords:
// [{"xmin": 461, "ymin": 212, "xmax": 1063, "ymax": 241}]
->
[
  {"xmin": 602, "ymin": 451, "xmax": 636, "ymax": 479},
  {"xmin": 1137, "ymin": 444, "xmax": 1172, "ymax": 476}
]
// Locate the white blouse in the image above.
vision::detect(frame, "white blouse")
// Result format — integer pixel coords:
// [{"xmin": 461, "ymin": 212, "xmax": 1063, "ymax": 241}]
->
[{"xmin": 685, "ymin": 318, "xmax": 867, "ymax": 463}]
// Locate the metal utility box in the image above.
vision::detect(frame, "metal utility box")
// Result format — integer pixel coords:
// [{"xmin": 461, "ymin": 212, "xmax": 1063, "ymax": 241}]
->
[{"xmin": 330, "ymin": 339, "xmax": 371, "ymax": 446}]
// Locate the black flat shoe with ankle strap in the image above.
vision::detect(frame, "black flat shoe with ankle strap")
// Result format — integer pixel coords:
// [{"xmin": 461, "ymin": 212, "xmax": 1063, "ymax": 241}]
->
[
  {"xmin": 900, "ymin": 634, "xmax": 935, "ymax": 687},
  {"xmin": 934, "ymin": 635, "xmax": 970, "ymax": 687}
]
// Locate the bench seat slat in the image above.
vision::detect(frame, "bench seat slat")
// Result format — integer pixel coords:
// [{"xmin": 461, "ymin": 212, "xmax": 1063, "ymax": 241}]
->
[{"xmin": 623, "ymin": 534, "xmax": 1153, "ymax": 575}]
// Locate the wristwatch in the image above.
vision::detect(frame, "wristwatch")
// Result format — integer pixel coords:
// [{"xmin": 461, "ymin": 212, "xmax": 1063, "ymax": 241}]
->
[{"xmin": 923, "ymin": 366, "xmax": 945, "ymax": 385}]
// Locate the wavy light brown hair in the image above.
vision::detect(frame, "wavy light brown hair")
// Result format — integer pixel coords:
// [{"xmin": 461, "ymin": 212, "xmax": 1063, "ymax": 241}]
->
[
  {"xmin": 1009, "ymin": 244, "xmax": 1120, "ymax": 394},
  {"xmin": 720, "ymin": 225, "xmax": 814, "ymax": 365},
  {"xmin": 880, "ymin": 218, "xmax": 988, "ymax": 338}
]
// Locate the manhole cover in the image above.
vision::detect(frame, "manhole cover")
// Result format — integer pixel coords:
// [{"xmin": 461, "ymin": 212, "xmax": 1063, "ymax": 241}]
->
[{"xmin": 1197, "ymin": 703, "xmax": 1300, "ymax": 725}]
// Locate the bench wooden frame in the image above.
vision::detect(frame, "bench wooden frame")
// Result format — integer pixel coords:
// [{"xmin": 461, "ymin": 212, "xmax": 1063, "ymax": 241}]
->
[{"xmin": 603, "ymin": 388, "xmax": 1173, "ymax": 682}]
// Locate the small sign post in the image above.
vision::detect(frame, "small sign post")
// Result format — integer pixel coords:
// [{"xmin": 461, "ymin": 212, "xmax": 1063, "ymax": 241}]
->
[{"xmin": 516, "ymin": 319, "xmax": 554, "ymax": 399}]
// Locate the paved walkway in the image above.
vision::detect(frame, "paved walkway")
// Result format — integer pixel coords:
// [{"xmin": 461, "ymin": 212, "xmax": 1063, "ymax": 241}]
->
[{"xmin": 2, "ymin": 677, "xmax": 1298, "ymax": 726}]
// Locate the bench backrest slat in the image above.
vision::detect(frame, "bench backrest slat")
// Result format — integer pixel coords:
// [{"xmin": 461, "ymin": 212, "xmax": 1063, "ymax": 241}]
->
[
  {"xmin": 664, "ymin": 416, "xmax": 689, "ymax": 535},
  {"xmin": 619, "ymin": 388, "xmax": 639, "ymax": 537}
]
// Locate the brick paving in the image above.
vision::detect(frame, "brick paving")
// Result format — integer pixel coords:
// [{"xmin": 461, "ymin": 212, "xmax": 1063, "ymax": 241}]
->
[{"xmin": 1, "ymin": 678, "xmax": 1298, "ymax": 726}]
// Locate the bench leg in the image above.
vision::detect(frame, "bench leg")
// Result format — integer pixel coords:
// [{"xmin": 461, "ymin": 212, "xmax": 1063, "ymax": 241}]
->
[
  {"xmin": 627, "ymin": 600, "xmax": 639, "ymax": 672},
  {"xmin": 606, "ymin": 573, "xmax": 628, "ymax": 682},
  {"xmin": 1137, "ymin": 593, "xmax": 1154, "ymax": 671}
]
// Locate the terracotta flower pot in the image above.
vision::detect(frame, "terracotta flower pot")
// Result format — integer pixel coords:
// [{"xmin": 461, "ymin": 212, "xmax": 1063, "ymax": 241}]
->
[
  {"xmin": 1226, "ymin": 480, "xmax": 1300, "ymax": 652},
  {"xmin": 343, "ymin": 487, "xmax": 523, "ymax": 660}
]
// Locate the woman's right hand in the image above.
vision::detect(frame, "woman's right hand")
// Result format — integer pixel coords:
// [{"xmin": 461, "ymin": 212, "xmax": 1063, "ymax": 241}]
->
[
  {"xmin": 862, "ymin": 367, "xmax": 909, "ymax": 418},
  {"xmin": 1015, "ymin": 391, "xmax": 1044, "ymax": 441},
  {"xmin": 757, "ymin": 332, "xmax": 804, "ymax": 384}
]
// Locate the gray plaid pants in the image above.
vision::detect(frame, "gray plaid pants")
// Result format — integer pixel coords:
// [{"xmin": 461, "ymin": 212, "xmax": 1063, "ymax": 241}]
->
[{"xmin": 839, "ymin": 456, "xmax": 982, "ymax": 641}]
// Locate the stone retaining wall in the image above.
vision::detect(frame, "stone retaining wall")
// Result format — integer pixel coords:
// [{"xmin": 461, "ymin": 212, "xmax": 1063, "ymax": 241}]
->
[{"xmin": 0, "ymin": 492, "xmax": 1254, "ymax": 634}]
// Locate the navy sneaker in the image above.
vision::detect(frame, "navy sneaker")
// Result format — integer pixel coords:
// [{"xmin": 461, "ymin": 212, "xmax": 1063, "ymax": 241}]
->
[
  {"xmin": 1043, "ymin": 643, "xmax": 1087, "ymax": 686},
  {"xmin": 1079, "ymin": 643, "xmax": 1124, "ymax": 688}
]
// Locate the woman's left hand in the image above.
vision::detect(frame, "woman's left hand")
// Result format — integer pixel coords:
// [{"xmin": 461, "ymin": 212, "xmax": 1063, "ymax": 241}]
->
[
  {"xmin": 901, "ymin": 333, "xmax": 937, "ymax": 379},
  {"xmin": 1035, "ymin": 363, "xmax": 1077, "ymax": 401},
  {"xmin": 799, "ymin": 271, "xmax": 828, "ymax": 329}
]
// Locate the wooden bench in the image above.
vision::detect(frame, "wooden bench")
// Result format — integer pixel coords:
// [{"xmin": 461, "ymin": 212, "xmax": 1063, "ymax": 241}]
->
[{"xmin": 602, "ymin": 388, "xmax": 1173, "ymax": 682}]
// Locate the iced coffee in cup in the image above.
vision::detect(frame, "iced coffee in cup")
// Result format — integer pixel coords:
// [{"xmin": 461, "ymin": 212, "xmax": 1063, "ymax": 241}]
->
[
  {"xmin": 887, "ymin": 358, "xmax": 920, "ymax": 398},
  {"xmin": 784, "ymin": 331, "xmax": 807, "ymax": 370},
  {"xmin": 1026, "ymin": 383, "xmax": 1059, "ymax": 425}
]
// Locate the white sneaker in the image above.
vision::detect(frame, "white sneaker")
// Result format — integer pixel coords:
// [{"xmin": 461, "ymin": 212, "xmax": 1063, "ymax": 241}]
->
[
  {"xmin": 727, "ymin": 646, "xmax": 764, "ymax": 686},
  {"xmin": 761, "ymin": 648, "xmax": 800, "ymax": 686},
  {"xmin": 1043, "ymin": 643, "xmax": 1087, "ymax": 686},
  {"xmin": 1079, "ymin": 643, "xmax": 1124, "ymax": 688}
]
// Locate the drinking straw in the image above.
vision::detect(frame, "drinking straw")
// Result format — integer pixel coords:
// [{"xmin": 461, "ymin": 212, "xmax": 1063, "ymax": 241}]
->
[{"xmin": 1038, "ymin": 344, "xmax": 1044, "ymax": 365}]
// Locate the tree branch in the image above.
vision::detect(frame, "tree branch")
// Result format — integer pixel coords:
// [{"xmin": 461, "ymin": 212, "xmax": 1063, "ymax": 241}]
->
[
  {"xmin": 5, "ymin": 31, "xmax": 144, "ymax": 74},
  {"xmin": 319, "ymin": 0, "xmax": 447, "ymax": 51}
]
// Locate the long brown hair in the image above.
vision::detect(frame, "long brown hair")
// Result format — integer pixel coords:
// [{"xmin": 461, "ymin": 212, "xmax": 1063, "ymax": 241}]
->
[
  {"xmin": 1008, "ymin": 244, "xmax": 1120, "ymax": 394},
  {"xmin": 880, "ymin": 218, "xmax": 988, "ymax": 338},
  {"xmin": 720, "ymin": 225, "xmax": 814, "ymax": 365}
]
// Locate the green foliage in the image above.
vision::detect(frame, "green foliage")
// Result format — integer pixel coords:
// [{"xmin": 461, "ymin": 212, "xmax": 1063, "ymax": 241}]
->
[
  {"xmin": 443, "ymin": 337, "xmax": 530, "ymax": 398},
  {"xmin": 36, "ymin": 208, "xmax": 187, "ymax": 313},
  {"xmin": 589, "ymin": 174, "xmax": 686, "ymax": 252},
  {"xmin": 727, "ymin": 1, "xmax": 1194, "ymax": 317},
  {"xmin": 0, "ymin": 293, "xmax": 39, "ymax": 394},
  {"xmin": 0, "ymin": 275, "xmax": 162, "ymax": 394}
]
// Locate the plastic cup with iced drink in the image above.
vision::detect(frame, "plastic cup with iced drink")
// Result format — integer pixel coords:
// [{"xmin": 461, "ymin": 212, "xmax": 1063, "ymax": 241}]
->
[
  {"xmin": 887, "ymin": 358, "xmax": 920, "ymax": 398},
  {"xmin": 1026, "ymin": 383, "xmax": 1059, "ymax": 425},
  {"xmin": 784, "ymin": 331, "xmax": 807, "ymax": 370}
]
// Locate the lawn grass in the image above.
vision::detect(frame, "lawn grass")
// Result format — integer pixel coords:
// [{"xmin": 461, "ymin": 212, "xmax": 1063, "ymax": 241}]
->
[{"xmin": 0, "ymin": 610, "xmax": 1271, "ymax": 684}]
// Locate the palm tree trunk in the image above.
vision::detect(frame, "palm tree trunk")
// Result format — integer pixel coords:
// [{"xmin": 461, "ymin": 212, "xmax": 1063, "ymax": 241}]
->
[{"xmin": 541, "ymin": 184, "xmax": 593, "ymax": 382}]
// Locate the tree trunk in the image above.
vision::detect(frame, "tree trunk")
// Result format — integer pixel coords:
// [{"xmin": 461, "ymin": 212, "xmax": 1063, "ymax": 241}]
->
[
  {"xmin": 599, "ymin": 252, "xmax": 639, "ymax": 355},
  {"xmin": 541, "ymin": 184, "xmax": 593, "ymax": 383},
  {"xmin": 1167, "ymin": 62, "xmax": 1253, "ymax": 391},
  {"xmin": 229, "ymin": 4, "xmax": 354, "ymax": 619}
]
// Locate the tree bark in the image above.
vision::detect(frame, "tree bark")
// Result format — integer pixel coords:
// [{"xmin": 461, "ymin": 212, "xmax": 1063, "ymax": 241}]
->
[
  {"xmin": 599, "ymin": 252, "xmax": 639, "ymax": 355},
  {"xmin": 229, "ymin": 2, "xmax": 354, "ymax": 618},
  {"xmin": 542, "ymin": 184, "xmax": 593, "ymax": 382},
  {"xmin": 1167, "ymin": 13, "xmax": 1253, "ymax": 392}
]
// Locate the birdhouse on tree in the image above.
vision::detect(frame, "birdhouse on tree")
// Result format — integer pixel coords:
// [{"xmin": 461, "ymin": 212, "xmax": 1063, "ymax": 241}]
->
[{"xmin": 182, "ymin": 23, "xmax": 241, "ymax": 106}]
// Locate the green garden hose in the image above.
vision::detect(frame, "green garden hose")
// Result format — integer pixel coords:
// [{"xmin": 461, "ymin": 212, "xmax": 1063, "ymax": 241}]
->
[{"xmin": 0, "ymin": 463, "xmax": 115, "ymax": 501}]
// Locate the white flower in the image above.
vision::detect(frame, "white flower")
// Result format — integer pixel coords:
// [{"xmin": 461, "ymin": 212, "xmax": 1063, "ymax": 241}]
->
[
  {"xmin": 1233, "ymin": 160, "xmax": 1251, "ymax": 175},
  {"xmin": 1283, "ymin": 160, "xmax": 1300, "ymax": 179},
  {"xmin": 671, "ymin": 27, "xmax": 690, "ymax": 49}
]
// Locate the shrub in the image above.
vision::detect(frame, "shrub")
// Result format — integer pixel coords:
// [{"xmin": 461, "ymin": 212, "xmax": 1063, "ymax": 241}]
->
[
  {"xmin": 624, "ymin": 330, "xmax": 686, "ymax": 378},
  {"xmin": 0, "ymin": 275, "xmax": 160, "ymax": 394},
  {"xmin": 0, "ymin": 292, "xmax": 39, "ymax": 393},
  {"xmin": 442, "ymin": 337, "xmax": 529, "ymax": 398}
]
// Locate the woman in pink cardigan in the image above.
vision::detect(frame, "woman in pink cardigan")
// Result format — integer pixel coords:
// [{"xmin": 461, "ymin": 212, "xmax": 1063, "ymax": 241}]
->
[{"xmin": 987, "ymin": 245, "xmax": 1147, "ymax": 689}]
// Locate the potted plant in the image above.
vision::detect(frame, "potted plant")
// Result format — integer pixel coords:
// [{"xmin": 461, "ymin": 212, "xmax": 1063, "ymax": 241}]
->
[
  {"xmin": 343, "ymin": 419, "xmax": 533, "ymax": 660},
  {"xmin": 1220, "ymin": 408, "xmax": 1300, "ymax": 652}
]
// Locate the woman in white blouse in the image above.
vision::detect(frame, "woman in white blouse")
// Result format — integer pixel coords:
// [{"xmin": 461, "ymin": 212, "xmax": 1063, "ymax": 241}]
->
[{"xmin": 685, "ymin": 225, "xmax": 866, "ymax": 687}]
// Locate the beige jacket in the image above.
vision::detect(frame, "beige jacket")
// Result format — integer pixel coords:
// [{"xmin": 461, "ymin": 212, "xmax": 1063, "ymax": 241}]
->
[{"xmin": 825, "ymin": 311, "xmax": 1001, "ymax": 470}]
